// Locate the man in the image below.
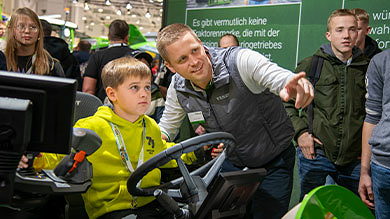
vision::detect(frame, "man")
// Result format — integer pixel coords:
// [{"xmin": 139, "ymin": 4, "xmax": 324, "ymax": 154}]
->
[
  {"xmin": 351, "ymin": 8, "xmax": 382, "ymax": 59},
  {"xmin": 284, "ymin": 9, "xmax": 370, "ymax": 200},
  {"xmin": 218, "ymin": 33, "xmax": 239, "ymax": 48},
  {"xmin": 73, "ymin": 40, "xmax": 92, "ymax": 77},
  {"xmin": 359, "ymin": 49, "xmax": 390, "ymax": 219},
  {"xmin": 83, "ymin": 19, "xmax": 134, "ymax": 102},
  {"xmin": 156, "ymin": 23, "xmax": 313, "ymax": 218}
]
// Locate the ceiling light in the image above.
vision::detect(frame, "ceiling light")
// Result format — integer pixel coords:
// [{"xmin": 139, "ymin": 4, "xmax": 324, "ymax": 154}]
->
[
  {"xmin": 105, "ymin": 0, "xmax": 111, "ymax": 6},
  {"xmin": 140, "ymin": 26, "xmax": 144, "ymax": 30},
  {"xmin": 82, "ymin": 16, "xmax": 87, "ymax": 20},
  {"xmin": 84, "ymin": 3, "xmax": 89, "ymax": 10},
  {"xmin": 106, "ymin": 15, "xmax": 111, "ymax": 20},
  {"xmin": 132, "ymin": 14, "xmax": 136, "ymax": 18},
  {"xmin": 145, "ymin": 10, "xmax": 151, "ymax": 18},
  {"xmin": 116, "ymin": 9, "xmax": 122, "ymax": 15},
  {"xmin": 127, "ymin": 10, "xmax": 131, "ymax": 15},
  {"xmin": 126, "ymin": 2, "xmax": 132, "ymax": 10},
  {"xmin": 72, "ymin": 0, "xmax": 78, "ymax": 3},
  {"xmin": 160, "ymin": 8, "xmax": 163, "ymax": 12},
  {"xmin": 91, "ymin": 22, "xmax": 95, "ymax": 26},
  {"xmin": 136, "ymin": 20, "xmax": 140, "ymax": 24},
  {"xmin": 98, "ymin": 8, "xmax": 103, "ymax": 13}
]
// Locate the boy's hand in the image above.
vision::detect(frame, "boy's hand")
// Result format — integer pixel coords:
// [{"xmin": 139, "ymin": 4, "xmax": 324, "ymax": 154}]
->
[
  {"xmin": 210, "ymin": 143, "xmax": 224, "ymax": 158},
  {"xmin": 203, "ymin": 143, "xmax": 224, "ymax": 159},
  {"xmin": 18, "ymin": 155, "xmax": 29, "ymax": 169}
]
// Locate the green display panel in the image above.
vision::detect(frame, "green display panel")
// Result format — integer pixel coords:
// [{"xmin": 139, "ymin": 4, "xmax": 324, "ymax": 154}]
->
[{"xmin": 186, "ymin": 3, "xmax": 301, "ymax": 70}]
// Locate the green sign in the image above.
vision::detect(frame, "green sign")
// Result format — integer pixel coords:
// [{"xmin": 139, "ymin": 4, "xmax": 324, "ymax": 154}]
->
[{"xmin": 186, "ymin": 3, "xmax": 301, "ymax": 70}]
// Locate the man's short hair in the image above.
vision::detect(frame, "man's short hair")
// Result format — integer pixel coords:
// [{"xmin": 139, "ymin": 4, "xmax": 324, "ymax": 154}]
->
[
  {"xmin": 157, "ymin": 23, "xmax": 200, "ymax": 62},
  {"xmin": 218, "ymin": 34, "xmax": 239, "ymax": 47},
  {"xmin": 351, "ymin": 8, "xmax": 370, "ymax": 25},
  {"xmin": 102, "ymin": 56, "xmax": 151, "ymax": 90},
  {"xmin": 327, "ymin": 9, "xmax": 357, "ymax": 31},
  {"xmin": 40, "ymin": 19, "xmax": 52, "ymax": 37},
  {"xmin": 108, "ymin": 19, "xmax": 129, "ymax": 41},
  {"xmin": 78, "ymin": 40, "xmax": 91, "ymax": 51}
]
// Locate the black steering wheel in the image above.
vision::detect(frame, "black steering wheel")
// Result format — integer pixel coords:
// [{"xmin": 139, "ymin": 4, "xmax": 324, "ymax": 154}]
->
[{"xmin": 127, "ymin": 132, "xmax": 236, "ymax": 200}]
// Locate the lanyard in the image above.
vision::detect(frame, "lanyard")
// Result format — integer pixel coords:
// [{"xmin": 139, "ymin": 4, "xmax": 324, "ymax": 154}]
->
[
  {"xmin": 108, "ymin": 43, "xmax": 128, "ymax": 48},
  {"xmin": 25, "ymin": 54, "xmax": 36, "ymax": 74},
  {"xmin": 110, "ymin": 119, "xmax": 146, "ymax": 173}
]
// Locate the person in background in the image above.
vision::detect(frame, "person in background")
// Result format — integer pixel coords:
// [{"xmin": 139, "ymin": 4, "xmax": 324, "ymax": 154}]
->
[
  {"xmin": 359, "ymin": 49, "xmax": 390, "ymax": 219},
  {"xmin": 5, "ymin": 7, "xmax": 63, "ymax": 77},
  {"xmin": 218, "ymin": 33, "xmax": 239, "ymax": 48},
  {"xmin": 73, "ymin": 40, "xmax": 92, "ymax": 77},
  {"xmin": 284, "ymin": 9, "xmax": 369, "ymax": 200},
  {"xmin": 40, "ymin": 19, "xmax": 81, "ymax": 89},
  {"xmin": 351, "ymin": 8, "xmax": 382, "ymax": 59},
  {"xmin": 83, "ymin": 19, "xmax": 134, "ymax": 102},
  {"xmin": 156, "ymin": 23, "xmax": 313, "ymax": 219},
  {"xmin": 0, "ymin": 20, "xmax": 7, "ymax": 52}
]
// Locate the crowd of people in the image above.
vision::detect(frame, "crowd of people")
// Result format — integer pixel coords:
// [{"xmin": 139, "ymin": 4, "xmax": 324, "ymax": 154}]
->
[{"xmin": 0, "ymin": 5, "xmax": 389, "ymax": 219}]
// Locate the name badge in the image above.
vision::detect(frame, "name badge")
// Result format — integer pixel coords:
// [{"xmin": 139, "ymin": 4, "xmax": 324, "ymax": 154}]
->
[{"xmin": 188, "ymin": 111, "xmax": 205, "ymax": 124}]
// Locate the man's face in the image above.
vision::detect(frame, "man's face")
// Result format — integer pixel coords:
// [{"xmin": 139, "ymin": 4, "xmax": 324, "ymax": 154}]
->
[
  {"xmin": 164, "ymin": 32, "xmax": 212, "ymax": 89},
  {"xmin": 326, "ymin": 15, "xmax": 357, "ymax": 59},
  {"xmin": 219, "ymin": 36, "xmax": 238, "ymax": 48},
  {"xmin": 356, "ymin": 20, "xmax": 371, "ymax": 50}
]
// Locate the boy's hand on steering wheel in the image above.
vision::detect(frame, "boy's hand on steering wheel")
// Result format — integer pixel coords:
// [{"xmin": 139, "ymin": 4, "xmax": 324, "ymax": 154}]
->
[{"xmin": 203, "ymin": 143, "xmax": 224, "ymax": 159}]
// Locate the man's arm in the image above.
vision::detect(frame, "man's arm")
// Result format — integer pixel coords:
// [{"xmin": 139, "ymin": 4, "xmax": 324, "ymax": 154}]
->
[
  {"xmin": 359, "ymin": 121, "xmax": 375, "ymax": 209},
  {"xmin": 82, "ymin": 76, "xmax": 97, "ymax": 95},
  {"xmin": 158, "ymin": 76, "xmax": 186, "ymax": 142},
  {"xmin": 236, "ymin": 49, "xmax": 313, "ymax": 109}
]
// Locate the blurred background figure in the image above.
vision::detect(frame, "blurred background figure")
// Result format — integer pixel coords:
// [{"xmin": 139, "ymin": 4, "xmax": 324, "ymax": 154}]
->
[
  {"xmin": 40, "ymin": 19, "xmax": 82, "ymax": 89},
  {"xmin": 218, "ymin": 33, "xmax": 239, "ymax": 48},
  {"xmin": 0, "ymin": 20, "xmax": 6, "ymax": 52},
  {"xmin": 73, "ymin": 40, "xmax": 92, "ymax": 77}
]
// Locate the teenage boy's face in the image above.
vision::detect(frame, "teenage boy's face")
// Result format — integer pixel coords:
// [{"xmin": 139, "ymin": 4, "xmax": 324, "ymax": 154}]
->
[
  {"xmin": 164, "ymin": 32, "xmax": 213, "ymax": 89},
  {"xmin": 109, "ymin": 76, "xmax": 151, "ymax": 122},
  {"xmin": 326, "ymin": 15, "xmax": 357, "ymax": 58},
  {"xmin": 356, "ymin": 20, "xmax": 371, "ymax": 49}
]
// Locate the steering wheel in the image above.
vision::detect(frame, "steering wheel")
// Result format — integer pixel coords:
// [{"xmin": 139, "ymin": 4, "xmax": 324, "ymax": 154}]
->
[{"xmin": 127, "ymin": 132, "xmax": 236, "ymax": 200}]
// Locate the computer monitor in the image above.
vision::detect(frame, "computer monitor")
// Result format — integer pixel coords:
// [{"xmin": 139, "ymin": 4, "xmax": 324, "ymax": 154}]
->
[
  {"xmin": 195, "ymin": 168, "xmax": 267, "ymax": 219},
  {"xmin": 0, "ymin": 71, "xmax": 77, "ymax": 154}
]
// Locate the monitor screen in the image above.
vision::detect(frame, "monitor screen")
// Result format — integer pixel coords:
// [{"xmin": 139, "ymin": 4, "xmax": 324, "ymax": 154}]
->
[
  {"xmin": 195, "ymin": 168, "xmax": 267, "ymax": 218},
  {"xmin": 0, "ymin": 71, "xmax": 77, "ymax": 154}
]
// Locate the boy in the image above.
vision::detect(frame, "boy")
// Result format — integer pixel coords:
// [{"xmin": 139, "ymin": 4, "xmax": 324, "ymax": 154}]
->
[{"xmin": 22, "ymin": 56, "xmax": 222, "ymax": 219}]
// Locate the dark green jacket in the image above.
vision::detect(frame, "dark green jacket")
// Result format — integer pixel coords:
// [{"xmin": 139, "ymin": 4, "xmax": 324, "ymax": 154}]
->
[{"xmin": 285, "ymin": 44, "xmax": 369, "ymax": 166}]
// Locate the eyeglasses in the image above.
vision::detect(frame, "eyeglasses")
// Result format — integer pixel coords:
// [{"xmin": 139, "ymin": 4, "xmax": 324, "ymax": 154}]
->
[{"xmin": 14, "ymin": 24, "xmax": 39, "ymax": 33}]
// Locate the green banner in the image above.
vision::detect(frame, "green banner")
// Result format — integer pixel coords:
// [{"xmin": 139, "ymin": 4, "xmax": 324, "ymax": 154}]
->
[{"xmin": 186, "ymin": 3, "xmax": 301, "ymax": 70}]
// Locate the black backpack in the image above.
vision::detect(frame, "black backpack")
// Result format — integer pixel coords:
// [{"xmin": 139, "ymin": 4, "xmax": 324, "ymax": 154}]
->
[{"xmin": 307, "ymin": 55, "xmax": 324, "ymax": 134}]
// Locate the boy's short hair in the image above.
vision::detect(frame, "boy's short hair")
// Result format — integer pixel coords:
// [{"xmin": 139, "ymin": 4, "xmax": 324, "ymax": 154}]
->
[
  {"xmin": 351, "ymin": 8, "xmax": 370, "ymax": 25},
  {"xmin": 218, "ymin": 33, "xmax": 239, "ymax": 47},
  {"xmin": 101, "ymin": 56, "xmax": 151, "ymax": 90},
  {"xmin": 327, "ymin": 9, "xmax": 357, "ymax": 31}
]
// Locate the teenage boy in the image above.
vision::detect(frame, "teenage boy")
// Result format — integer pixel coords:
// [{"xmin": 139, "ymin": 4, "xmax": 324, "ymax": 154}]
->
[
  {"xmin": 351, "ymin": 8, "xmax": 381, "ymax": 59},
  {"xmin": 284, "ymin": 9, "xmax": 370, "ymax": 200}
]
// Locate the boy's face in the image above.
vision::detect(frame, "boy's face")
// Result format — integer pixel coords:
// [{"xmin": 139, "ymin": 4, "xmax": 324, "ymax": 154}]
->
[
  {"xmin": 356, "ymin": 20, "xmax": 371, "ymax": 49},
  {"xmin": 107, "ymin": 75, "xmax": 151, "ymax": 122},
  {"xmin": 326, "ymin": 15, "xmax": 357, "ymax": 59}
]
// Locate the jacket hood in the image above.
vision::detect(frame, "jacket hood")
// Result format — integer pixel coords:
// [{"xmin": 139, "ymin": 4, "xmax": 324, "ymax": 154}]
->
[
  {"xmin": 364, "ymin": 36, "xmax": 381, "ymax": 58},
  {"xmin": 318, "ymin": 43, "xmax": 365, "ymax": 64},
  {"xmin": 43, "ymin": 36, "xmax": 71, "ymax": 62},
  {"xmin": 94, "ymin": 106, "xmax": 146, "ymax": 128}
]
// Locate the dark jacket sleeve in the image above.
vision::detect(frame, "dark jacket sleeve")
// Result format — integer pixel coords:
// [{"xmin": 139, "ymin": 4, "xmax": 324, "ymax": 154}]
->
[
  {"xmin": 283, "ymin": 56, "xmax": 313, "ymax": 141},
  {"xmin": 51, "ymin": 61, "xmax": 65, "ymax": 77},
  {"xmin": 0, "ymin": 50, "xmax": 6, "ymax": 71}
]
